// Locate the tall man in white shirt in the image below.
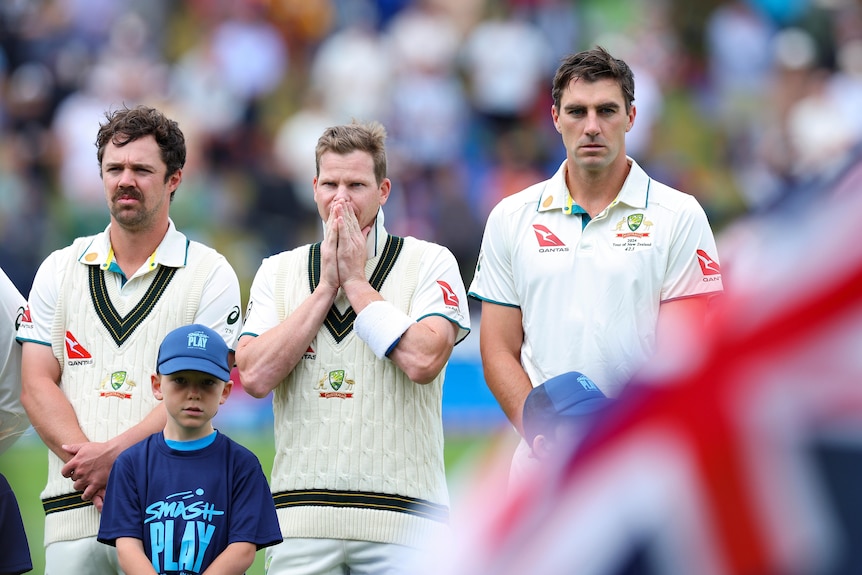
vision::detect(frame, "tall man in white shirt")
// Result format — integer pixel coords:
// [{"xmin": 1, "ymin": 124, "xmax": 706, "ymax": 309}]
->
[{"xmin": 469, "ymin": 46, "xmax": 724, "ymax": 482}]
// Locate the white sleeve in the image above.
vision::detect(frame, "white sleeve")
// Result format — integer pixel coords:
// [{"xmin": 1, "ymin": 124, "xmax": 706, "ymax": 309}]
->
[
  {"xmin": 411, "ymin": 243, "xmax": 471, "ymax": 344},
  {"xmin": 468, "ymin": 202, "xmax": 519, "ymax": 307},
  {"xmin": 0, "ymin": 267, "xmax": 28, "ymax": 455},
  {"xmin": 16, "ymin": 248, "xmax": 66, "ymax": 345},
  {"xmin": 661, "ymin": 194, "xmax": 724, "ymax": 301},
  {"xmin": 192, "ymin": 255, "xmax": 243, "ymax": 350},
  {"xmin": 238, "ymin": 256, "xmax": 281, "ymax": 339}
]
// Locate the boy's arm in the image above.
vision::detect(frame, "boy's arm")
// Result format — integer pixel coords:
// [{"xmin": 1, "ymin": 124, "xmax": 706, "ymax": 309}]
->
[
  {"xmin": 202, "ymin": 541, "xmax": 256, "ymax": 575},
  {"xmin": 116, "ymin": 538, "xmax": 158, "ymax": 575}
]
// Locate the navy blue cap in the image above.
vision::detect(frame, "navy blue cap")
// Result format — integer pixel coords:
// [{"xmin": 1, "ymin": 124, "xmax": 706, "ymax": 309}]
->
[
  {"xmin": 156, "ymin": 324, "xmax": 230, "ymax": 382},
  {"xmin": 542, "ymin": 371, "xmax": 611, "ymax": 416}
]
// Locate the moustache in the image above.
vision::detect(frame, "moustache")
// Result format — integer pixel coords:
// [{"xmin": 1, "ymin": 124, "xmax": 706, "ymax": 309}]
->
[{"xmin": 113, "ymin": 188, "xmax": 143, "ymax": 202}]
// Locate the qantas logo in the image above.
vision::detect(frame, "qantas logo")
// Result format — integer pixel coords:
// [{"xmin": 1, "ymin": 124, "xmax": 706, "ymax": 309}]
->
[
  {"xmin": 532, "ymin": 225, "xmax": 566, "ymax": 247},
  {"xmin": 437, "ymin": 281, "xmax": 460, "ymax": 307},
  {"xmin": 303, "ymin": 345, "xmax": 316, "ymax": 360},
  {"xmin": 696, "ymin": 250, "xmax": 721, "ymax": 276},
  {"xmin": 65, "ymin": 331, "xmax": 92, "ymax": 359}
]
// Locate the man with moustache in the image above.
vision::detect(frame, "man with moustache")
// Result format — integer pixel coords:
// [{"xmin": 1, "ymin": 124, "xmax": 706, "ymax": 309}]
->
[{"xmin": 17, "ymin": 105, "xmax": 241, "ymax": 574}]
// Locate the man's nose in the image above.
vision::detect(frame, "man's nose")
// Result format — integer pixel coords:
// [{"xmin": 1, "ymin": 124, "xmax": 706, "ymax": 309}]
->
[
  {"xmin": 118, "ymin": 167, "xmax": 136, "ymax": 187},
  {"xmin": 584, "ymin": 112, "xmax": 601, "ymax": 136}
]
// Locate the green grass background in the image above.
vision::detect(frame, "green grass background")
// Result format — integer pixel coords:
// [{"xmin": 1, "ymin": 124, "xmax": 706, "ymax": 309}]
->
[{"xmin": 0, "ymin": 428, "xmax": 503, "ymax": 574}]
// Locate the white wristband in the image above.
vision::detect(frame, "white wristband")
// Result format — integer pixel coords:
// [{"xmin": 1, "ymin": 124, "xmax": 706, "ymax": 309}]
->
[{"xmin": 354, "ymin": 300, "xmax": 415, "ymax": 359}]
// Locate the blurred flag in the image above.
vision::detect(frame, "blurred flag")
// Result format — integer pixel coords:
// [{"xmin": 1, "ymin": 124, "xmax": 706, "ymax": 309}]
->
[{"xmin": 437, "ymin": 146, "xmax": 862, "ymax": 575}]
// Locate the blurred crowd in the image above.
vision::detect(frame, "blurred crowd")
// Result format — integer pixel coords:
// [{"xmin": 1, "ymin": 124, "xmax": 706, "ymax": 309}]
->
[{"xmin": 1, "ymin": 0, "xmax": 861, "ymax": 299}]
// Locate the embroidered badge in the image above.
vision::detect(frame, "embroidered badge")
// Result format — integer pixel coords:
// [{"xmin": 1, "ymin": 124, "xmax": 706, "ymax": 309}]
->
[
  {"xmin": 99, "ymin": 371, "xmax": 136, "ymax": 399},
  {"xmin": 612, "ymin": 214, "xmax": 654, "ymax": 252},
  {"xmin": 316, "ymin": 369, "xmax": 355, "ymax": 399}
]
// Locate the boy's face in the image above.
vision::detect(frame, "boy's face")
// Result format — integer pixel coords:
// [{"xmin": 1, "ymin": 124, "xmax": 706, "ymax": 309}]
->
[{"xmin": 152, "ymin": 371, "xmax": 232, "ymax": 441}]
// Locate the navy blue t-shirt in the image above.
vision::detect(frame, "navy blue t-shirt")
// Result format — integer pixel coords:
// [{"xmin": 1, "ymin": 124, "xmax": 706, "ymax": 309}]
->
[
  {"xmin": 0, "ymin": 473, "xmax": 32, "ymax": 575},
  {"xmin": 98, "ymin": 431, "xmax": 281, "ymax": 574}
]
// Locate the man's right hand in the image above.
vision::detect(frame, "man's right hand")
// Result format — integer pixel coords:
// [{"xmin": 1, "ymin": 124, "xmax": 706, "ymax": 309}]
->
[{"xmin": 319, "ymin": 202, "xmax": 342, "ymax": 295}]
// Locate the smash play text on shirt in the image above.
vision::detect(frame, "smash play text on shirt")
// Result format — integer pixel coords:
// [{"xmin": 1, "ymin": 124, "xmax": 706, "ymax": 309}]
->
[{"xmin": 98, "ymin": 432, "xmax": 281, "ymax": 574}]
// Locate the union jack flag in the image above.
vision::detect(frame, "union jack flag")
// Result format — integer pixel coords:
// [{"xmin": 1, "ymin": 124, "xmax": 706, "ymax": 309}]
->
[{"xmin": 437, "ymin": 146, "xmax": 862, "ymax": 575}]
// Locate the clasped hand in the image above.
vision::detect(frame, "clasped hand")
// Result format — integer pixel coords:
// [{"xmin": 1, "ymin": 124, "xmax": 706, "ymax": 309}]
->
[
  {"xmin": 320, "ymin": 199, "xmax": 372, "ymax": 293},
  {"xmin": 61, "ymin": 441, "xmax": 112, "ymax": 511}
]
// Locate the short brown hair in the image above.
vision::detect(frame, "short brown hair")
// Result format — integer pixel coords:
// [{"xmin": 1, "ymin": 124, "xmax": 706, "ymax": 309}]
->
[
  {"xmin": 315, "ymin": 121, "xmax": 388, "ymax": 185},
  {"xmin": 552, "ymin": 46, "xmax": 635, "ymax": 113},
  {"xmin": 95, "ymin": 105, "xmax": 186, "ymax": 183}
]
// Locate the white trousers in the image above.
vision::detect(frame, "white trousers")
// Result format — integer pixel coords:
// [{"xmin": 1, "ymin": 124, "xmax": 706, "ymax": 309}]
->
[
  {"xmin": 46, "ymin": 536, "xmax": 124, "ymax": 575},
  {"xmin": 264, "ymin": 537, "xmax": 425, "ymax": 575}
]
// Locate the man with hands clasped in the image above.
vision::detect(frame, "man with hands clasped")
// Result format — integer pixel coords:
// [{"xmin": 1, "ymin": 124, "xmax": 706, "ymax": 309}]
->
[
  {"xmin": 236, "ymin": 121, "xmax": 470, "ymax": 574},
  {"xmin": 16, "ymin": 106, "xmax": 241, "ymax": 574}
]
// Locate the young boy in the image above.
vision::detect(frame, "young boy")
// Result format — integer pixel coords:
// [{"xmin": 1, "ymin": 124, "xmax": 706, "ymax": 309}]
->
[
  {"xmin": 98, "ymin": 324, "xmax": 281, "ymax": 575},
  {"xmin": 522, "ymin": 371, "xmax": 614, "ymax": 460}
]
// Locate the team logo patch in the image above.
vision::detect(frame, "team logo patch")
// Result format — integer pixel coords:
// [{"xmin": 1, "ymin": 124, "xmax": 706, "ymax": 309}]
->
[
  {"xmin": 329, "ymin": 369, "xmax": 344, "ymax": 391},
  {"xmin": 577, "ymin": 374, "xmax": 599, "ymax": 391},
  {"xmin": 612, "ymin": 215, "xmax": 654, "ymax": 252},
  {"xmin": 437, "ymin": 281, "xmax": 460, "ymax": 307},
  {"xmin": 111, "ymin": 371, "xmax": 127, "ymax": 391},
  {"xmin": 186, "ymin": 329, "xmax": 210, "ymax": 351},
  {"xmin": 316, "ymin": 369, "xmax": 355, "ymax": 399},
  {"xmin": 65, "ymin": 331, "xmax": 94, "ymax": 366},
  {"xmin": 100, "ymin": 370, "xmax": 136, "ymax": 399},
  {"xmin": 697, "ymin": 249, "xmax": 722, "ymax": 278}
]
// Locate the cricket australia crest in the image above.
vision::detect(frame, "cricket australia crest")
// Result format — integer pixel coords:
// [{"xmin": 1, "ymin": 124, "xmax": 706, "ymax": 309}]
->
[
  {"xmin": 317, "ymin": 369, "xmax": 355, "ymax": 399},
  {"xmin": 612, "ymin": 213, "xmax": 654, "ymax": 252},
  {"xmin": 99, "ymin": 370, "xmax": 136, "ymax": 399}
]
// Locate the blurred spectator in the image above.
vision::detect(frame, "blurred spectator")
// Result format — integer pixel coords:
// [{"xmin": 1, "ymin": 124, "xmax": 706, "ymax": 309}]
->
[
  {"xmin": 272, "ymin": 87, "xmax": 341, "ymax": 214},
  {"xmin": 474, "ymin": 124, "xmax": 548, "ymax": 220},
  {"xmin": 205, "ymin": 3, "xmax": 289, "ymax": 103},
  {"xmin": 51, "ymin": 12, "xmax": 169, "ymax": 240},
  {"xmin": 309, "ymin": 16, "xmax": 392, "ymax": 123},
  {"xmin": 459, "ymin": 2, "xmax": 554, "ymax": 147},
  {"xmin": 525, "ymin": 0, "xmax": 583, "ymax": 64},
  {"xmin": 385, "ymin": 0, "xmax": 470, "ymax": 241}
]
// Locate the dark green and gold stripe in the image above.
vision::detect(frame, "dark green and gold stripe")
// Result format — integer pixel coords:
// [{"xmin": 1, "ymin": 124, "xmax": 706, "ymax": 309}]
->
[
  {"xmin": 90, "ymin": 264, "xmax": 177, "ymax": 346},
  {"xmin": 273, "ymin": 488, "xmax": 448, "ymax": 523},
  {"xmin": 42, "ymin": 492, "xmax": 93, "ymax": 515}
]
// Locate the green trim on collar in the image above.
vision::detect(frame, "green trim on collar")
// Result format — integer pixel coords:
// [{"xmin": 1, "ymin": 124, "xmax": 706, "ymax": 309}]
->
[{"xmin": 90, "ymin": 264, "xmax": 178, "ymax": 346}]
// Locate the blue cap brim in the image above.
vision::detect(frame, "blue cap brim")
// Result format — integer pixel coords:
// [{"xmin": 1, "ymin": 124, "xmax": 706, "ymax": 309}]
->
[{"xmin": 159, "ymin": 357, "xmax": 230, "ymax": 382}]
